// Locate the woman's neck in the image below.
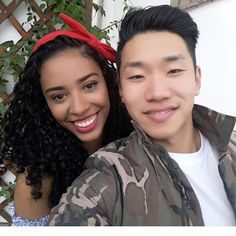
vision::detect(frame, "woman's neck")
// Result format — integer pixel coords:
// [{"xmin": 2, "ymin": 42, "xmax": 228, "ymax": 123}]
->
[{"xmin": 83, "ymin": 137, "xmax": 103, "ymax": 156}]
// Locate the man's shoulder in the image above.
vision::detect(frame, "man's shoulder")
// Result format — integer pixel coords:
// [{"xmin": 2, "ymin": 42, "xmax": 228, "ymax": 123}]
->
[
  {"xmin": 230, "ymin": 130, "xmax": 236, "ymax": 141},
  {"xmin": 84, "ymin": 136, "xmax": 130, "ymax": 169},
  {"xmin": 229, "ymin": 130, "xmax": 236, "ymax": 155},
  {"xmin": 100, "ymin": 135, "xmax": 133, "ymax": 152},
  {"xmin": 79, "ymin": 131, "xmax": 144, "ymax": 183}
]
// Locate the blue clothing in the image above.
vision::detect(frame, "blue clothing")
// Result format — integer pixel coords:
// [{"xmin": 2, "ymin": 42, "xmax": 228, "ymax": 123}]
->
[{"xmin": 7, "ymin": 202, "xmax": 49, "ymax": 226}]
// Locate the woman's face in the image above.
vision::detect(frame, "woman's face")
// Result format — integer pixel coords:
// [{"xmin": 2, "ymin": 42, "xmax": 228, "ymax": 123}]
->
[{"xmin": 40, "ymin": 49, "xmax": 110, "ymax": 152}]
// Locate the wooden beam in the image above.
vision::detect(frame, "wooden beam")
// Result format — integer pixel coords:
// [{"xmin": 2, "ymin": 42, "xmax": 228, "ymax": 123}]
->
[
  {"xmin": 0, "ymin": 200, "xmax": 12, "ymax": 225},
  {"xmin": 8, "ymin": 15, "xmax": 26, "ymax": 36},
  {"xmin": 86, "ymin": 0, "xmax": 93, "ymax": 26},
  {"xmin": 29, "ymin": 0, "xmax": 45, "ymax": 19},
  {"xmin": 0, "ymin": 46, "xmax": 4, "ymax": 53},
  {"xmin": 0, "ymin": 208, "xmax": 12, "ymax": 225},
  {"xmin": 0, "ymin": 0, "xmax": 22, "ymax": 24},
  {"xmin": 0, "ymin": 92, "xmax": 13, "ymax": 106}
]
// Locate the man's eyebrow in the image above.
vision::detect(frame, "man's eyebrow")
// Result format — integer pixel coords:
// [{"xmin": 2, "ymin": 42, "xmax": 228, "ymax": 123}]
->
[
  {"xmin": 122, "ymin": 55, "xmax": 186, "ymax": 71},
  {"xmin": 44, "ymin": 72, "xmax": 99, "ymax": 94},
  {"xmin": 162, "ymin": 54, "xmax": 185, "ymax": 62},
  {"xmin": 122, "ymin": 61, "xmax": 145, "ymax": 71}
]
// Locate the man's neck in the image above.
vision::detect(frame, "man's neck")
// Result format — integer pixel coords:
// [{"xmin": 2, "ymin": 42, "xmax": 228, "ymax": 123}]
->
[
  {"xmin": 168, "ymin": 128, "xmax": 200, "ymax": 153},
  {"xmin": 155, "ymin": 127, "xmax": 201, "ymax": 154}
]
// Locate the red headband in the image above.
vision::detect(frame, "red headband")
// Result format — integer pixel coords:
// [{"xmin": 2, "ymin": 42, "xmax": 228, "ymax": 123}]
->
[{"xmin": 32, "ymin": 13, "xmax": 116, "ymax": 62}]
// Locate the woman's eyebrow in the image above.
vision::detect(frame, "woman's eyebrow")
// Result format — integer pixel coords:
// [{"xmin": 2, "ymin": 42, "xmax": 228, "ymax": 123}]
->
[{"xmin": 44, "ymin": 73, "xmax": 99, "ymax": 94}]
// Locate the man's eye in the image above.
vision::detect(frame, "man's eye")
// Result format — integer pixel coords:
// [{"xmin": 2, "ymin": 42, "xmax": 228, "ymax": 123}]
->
[{"xmin": 168, "ymin": 69, "xmax": 184, "ymax": 74}]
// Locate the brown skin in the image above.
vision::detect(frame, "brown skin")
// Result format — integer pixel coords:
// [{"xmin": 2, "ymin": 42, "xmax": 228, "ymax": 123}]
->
[
  {"xmin": 14, "ymin": 49, "xmax": 111, "ymax": 220},
  {"xmin": 14, "ymin": 174, "xmax": 53, "ymax": 220}
]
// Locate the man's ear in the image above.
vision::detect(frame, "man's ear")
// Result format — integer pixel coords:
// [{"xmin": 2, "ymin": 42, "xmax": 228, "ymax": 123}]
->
[{"xmin": 195, "ymin": 66, "xmax": 201, "ymax": 96}]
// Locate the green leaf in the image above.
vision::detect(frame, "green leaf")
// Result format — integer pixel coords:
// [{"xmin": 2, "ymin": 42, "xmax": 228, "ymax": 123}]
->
[
  {"xmin": 54, "ymin": 2, "xmax": 65, "ymax": 13},
  {"xmin": 27, "ymin": 15, "xmax": 33, "ymax": 22},
  {"xmin": 4, "ymin": 191, "xmax": 10, "ymax": 200},
  {"xmin": 0, "ymin": 83, "xmax": 6, "ymax": 93},
  {"xmin": 1, "ymin": 40, "xmax": 15, "ymax": 48},
  {"xmin": 123, "ymin": 5, "xmax": 129, "ymax": 12},
  {"xmin": 98, "ymin": 5, "xmax": 106, "ymax": 17},
  {"xmin": 0, "ymin": 101, "xmax": 5, "ymax": 108},
  {"xmin": 40, "ymin": 3, "xmax": 46, "ymax": 10},
  {"xmin": 92, "ymin": 3, "xmax": 99, "ymax": 12}
]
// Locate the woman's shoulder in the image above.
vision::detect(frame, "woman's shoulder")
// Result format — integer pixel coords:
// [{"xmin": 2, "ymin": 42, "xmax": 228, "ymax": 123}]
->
[
  {"xmin": 7, "ymin": 202, "xmax": 49, "ymax": 226},
  {"xmin": 13, "ymin": 173, "xmax": 52, "ymax": 224}
]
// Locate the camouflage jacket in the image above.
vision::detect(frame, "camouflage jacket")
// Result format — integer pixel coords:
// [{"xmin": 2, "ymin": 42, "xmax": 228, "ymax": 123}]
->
[{"xmin": 48, "ymin": 105, "xmax": 236, "ymax": 226}]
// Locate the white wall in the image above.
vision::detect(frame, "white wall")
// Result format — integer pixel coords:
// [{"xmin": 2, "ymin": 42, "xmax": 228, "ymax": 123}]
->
[
  {"xmin": 189, "ymin": 0, "xmax": 236, "ymax": 117},
  {"xmin": 93, "ymin": 0, "xmax": 170, "ymax": 48}
]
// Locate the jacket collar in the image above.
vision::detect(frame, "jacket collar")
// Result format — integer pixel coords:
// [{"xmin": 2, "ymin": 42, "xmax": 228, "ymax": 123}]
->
[{"xmin": 132, "ymin": 104, "xmax": 236, "ymax": 154}]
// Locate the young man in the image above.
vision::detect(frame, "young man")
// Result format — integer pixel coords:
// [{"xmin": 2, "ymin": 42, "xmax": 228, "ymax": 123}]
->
[{"xmin": 48, "ymin": 5, "xmax": 236, "ymax": 226}]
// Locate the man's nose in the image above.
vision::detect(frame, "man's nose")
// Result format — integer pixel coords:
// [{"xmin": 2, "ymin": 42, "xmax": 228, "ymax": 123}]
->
[{"xmin": 144, "ymin": 75, "xmax": 171, "ymax": 102}]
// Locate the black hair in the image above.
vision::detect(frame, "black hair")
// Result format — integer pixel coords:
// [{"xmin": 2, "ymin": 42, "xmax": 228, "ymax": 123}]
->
[
  {"xmin": 117, "ymin": 5, "xmax": 199, "ymax": 73},
  {"xmin": 0, "ymin": 35, "xmax": 133, "ymax": 207}
]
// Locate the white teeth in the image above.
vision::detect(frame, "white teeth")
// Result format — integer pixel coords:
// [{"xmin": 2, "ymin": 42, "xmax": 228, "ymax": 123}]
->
[
  {"xmin": 152, "ymin": 109, "xmax": 170, "ymax": 115},
  {"xmin": 74, "ymin": 115, "xmax": 96, "ymax": 128}
]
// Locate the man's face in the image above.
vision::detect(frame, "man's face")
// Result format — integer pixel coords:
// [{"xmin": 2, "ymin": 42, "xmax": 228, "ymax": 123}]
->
[{"xmin": 119, "ymin": 31, "xmax": 201, "ymax": 151}]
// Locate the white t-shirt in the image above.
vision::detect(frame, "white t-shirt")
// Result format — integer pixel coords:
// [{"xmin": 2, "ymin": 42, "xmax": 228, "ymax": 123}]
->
[{"xmin": 169, "ymin": 132, "xmax": 235, "ymax": 226}]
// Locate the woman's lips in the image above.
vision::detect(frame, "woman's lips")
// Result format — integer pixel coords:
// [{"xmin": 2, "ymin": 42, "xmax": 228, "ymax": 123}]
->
[{"xmin": 72, "ymin": 113, "xmax": 98, "ymax": 133}]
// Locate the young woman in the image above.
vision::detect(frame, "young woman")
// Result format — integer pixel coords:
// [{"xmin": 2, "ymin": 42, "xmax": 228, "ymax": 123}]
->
[{"xmin": 0, "ymin": 13, "xmax": 133, "ymax": 226}]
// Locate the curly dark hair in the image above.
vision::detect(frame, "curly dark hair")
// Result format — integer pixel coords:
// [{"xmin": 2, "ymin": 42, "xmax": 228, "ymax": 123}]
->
[{"xmin": 0, "ymin": 36, "xmax": 133, "ymax": 207}]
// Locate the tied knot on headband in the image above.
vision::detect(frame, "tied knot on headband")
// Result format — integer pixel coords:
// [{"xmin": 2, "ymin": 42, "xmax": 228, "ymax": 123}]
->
[
  {"xmin": 89, "ymin": 36, "xmax": 100, "ymax": 49},
  {"xmin": 32, "ymin": 13, "xmax": 116, "ymax": 62}
]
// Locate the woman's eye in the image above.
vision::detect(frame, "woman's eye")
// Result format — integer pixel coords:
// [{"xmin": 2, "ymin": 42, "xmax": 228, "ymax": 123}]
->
[
  {"xmin": 128, "ymin": 75, "xmax": 144, "ymax": 80},
  {"xmin": 84, "ymin": 81, "xmax": 97, "ymax": 91},
  {"xmin": 52, "ymin": 94, "xmax": 66, "ymax": 102}
]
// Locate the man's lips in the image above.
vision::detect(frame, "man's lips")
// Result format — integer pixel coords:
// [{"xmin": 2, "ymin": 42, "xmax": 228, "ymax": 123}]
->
[
  {"xmin": 143, "ymin": 106, "xmax": 177, "ymax": 114},
  {"xmin": 143, "ymin": 106, "xmax": 177, "ymax": 123}
]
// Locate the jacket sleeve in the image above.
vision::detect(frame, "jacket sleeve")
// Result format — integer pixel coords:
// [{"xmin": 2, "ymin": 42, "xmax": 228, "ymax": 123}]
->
[{"xmin": 48, "ymin": 165, "xmax": 117, "ymax": 226}]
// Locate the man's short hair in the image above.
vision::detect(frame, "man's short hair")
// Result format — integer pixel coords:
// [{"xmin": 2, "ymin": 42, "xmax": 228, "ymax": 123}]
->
[{"xmin": 117, "ymin": 5, "xmax": 199, "ymax": 73}]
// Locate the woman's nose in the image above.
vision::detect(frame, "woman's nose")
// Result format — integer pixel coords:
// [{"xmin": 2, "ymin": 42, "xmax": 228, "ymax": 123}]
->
[{"xmin": 69, "ymin": 93, "xmax": 90, "ymax": 116}]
